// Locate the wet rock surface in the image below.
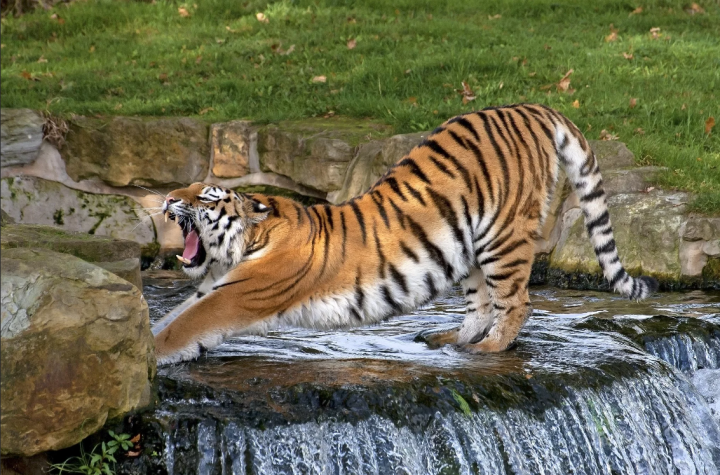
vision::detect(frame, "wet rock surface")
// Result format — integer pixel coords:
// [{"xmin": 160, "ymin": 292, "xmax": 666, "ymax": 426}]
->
[
  {"xmin": 106, "ymin": 279, "xmax": 720, "ymax": 474},
  {"xmin": 1, "ymin": 249, "xmax": 155, "ymax": 457}
]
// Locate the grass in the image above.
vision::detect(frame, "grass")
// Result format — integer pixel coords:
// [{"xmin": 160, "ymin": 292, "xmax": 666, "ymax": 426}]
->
[{"xmin": 1, "ymin": 0, "xmax": 718, "ymax": 212}]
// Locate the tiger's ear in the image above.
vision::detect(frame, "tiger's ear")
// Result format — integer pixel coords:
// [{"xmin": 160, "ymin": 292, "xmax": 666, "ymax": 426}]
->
[{"xmin": 247, "ymin": 198, "xmax": 272, "ymax": 223}]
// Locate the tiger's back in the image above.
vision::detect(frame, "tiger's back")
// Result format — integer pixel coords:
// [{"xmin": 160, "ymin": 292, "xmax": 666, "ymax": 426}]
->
[{"xmin": 153, "ymin": 104, "xmax": 658, "ymax": 364}]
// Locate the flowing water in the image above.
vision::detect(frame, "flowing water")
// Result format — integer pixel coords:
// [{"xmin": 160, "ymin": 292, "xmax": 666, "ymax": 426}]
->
[{"xmin": 121, "ymin": 275, "xmax": 720, "ymax": 475}]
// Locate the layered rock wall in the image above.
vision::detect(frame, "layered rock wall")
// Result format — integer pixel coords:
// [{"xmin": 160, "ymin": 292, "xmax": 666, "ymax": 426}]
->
[{"xmin": 1, "ymin": 108, "xmax": 717, "ymax": 286}]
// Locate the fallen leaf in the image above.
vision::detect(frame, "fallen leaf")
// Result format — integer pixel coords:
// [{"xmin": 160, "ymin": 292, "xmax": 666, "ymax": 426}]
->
[
  {"xmin": 130, "ymin": 434, "xmax": 141, "ymax": 444},
  {"xmin": 705, "ymin": 117, "xmax": 716, "ymax": 134},
  {"xmin": 312, "ymin": 75, "xmax": 327, "ymax": 83},
  {"xmin": 686, "ymin": 3, "xmax": 705, "ymax": 15},
  {"xmin": 405, "ymin": 68, "xmax": 412, "ymax": 74},
  {"xmin": 199, "ymin": 107, "xmax": 214, "ymax": 115},
  {"xmin": 605, "ymin": 24, "xmax": 619, "ymax": 42},
  {"xmin": 629, "ymin": 6, "xmax": 643, "ymax": 16},
  {"xmin": 498, "ymin": 81, "xmax": 504, "ymax": 89},
  {"xmin": 195, "ymin": 55, "xmax": 202, "ymax": 64},
  {"xmin": 256, "ymin": 12, "xmax": 269, "ymax": 23},
  {"xmin": 158, "ymin": 73, "xmax": 168, "ymax": 81},
  {"xmin": 528, "ymin": 71, "xmax": 536, "ymax": 77},
  {"xmin": 543, "ymin": 44, "xmax": 551, "ymax": 50},
  {"xmin": 643, "ymin": 186, "xmax": 655, "ymax": 193},
  {"xmin": 37, "ymin": 55, "xmax": 47, "ymax": 63},
  {"xmin": 50, "ymin": 13, "xmax": 57, "ymax": 19},
  {"xmin": 216, "ymin": 38, "xmax": 225, "ymax": 44},
  {"xmin": 629, "ymin": 98, "xmax": 637, "ymax": 108},
  {"xmin": 0, "ymin": 44, "xmax": 4, "ymax": 49},
  {"xmin": 89, "ymin": 45, "xmax": 95, "ymax": 53},
  {"xmin": 556, "ymin": 69, "xmax": 574, "ymax": 93},
  {"xmin": 488, "ymin": 14, "xmax": 501, "ymax": 20},
  {"xmin": 323, "ymin": 110, "xmax": 335, "ymax": 118},
  {"xmin": 681, "ymin": 103, "xmax": 687, "ymax": 110},
  {"xmin": 127, "ymin": 451, "xmax": 141, "ymax": 458},
  {"xmin": 178, "ymin": 7, "xmax": 190, "ymax": 17},
  {"xmin": 21, "ymin": 70, "xmax": 32, "ymax": 79},
  {"xmin": 347, "ymin": 38, "xmax": 356, "ymax": 50},
  {"xmin": 634, "ymin": 127, "xmax": 645, "ymax": 135},
  {"xmin": 599, "ymin": 129, "xmax": 619, "ymax": 141},
  {"xmin": 622, "ymin": 52, "xmax": 634, "ymax": 59},
  {"xmin": 459, "ymin": 81, "xmax": 476, "ymax": 104},
  {"xmin": 650, "ymin": 27, "xmax": 661, "ymax": 40},
  {"xmin": 278, "ymin": 44, "xmax": 295, "ymax": 55},
  {"xmin": 572, "ymin": 99, "xmax": 580, "ymax": 108},
  {"xmin": 406, "ymin": 96, "xmax": 417, "ymax": 104}
]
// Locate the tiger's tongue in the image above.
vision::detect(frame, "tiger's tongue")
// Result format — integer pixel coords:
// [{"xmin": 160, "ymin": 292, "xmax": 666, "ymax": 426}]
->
[{"xmin": 182, "ymin": 230, "xmax": 200, "ymax": 260}]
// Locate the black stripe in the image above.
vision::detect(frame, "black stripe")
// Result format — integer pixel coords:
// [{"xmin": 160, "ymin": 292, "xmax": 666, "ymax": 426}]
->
[
  {"xmin": 467, "ymin": 141, "xmax": 494, "ymax": 203},
  {"xmin": 388, "ymin": 264, "xmax": 409, "ymax": 294},
  {"xmin": 323, "ymin": 204, "xmax": 334, "ymax": 230},
  {"xmin": 400, "ymin": 241, "xmax": 419, "ymax": 262},
  {"xmin": 355, "ymin": 272, "xmax": 365, "ymax": 312},
  {"xmin": 381, "ymin": 285, "xmax": 402, "ymax": 312},
  {"xmin": 426, "ymin": 188, "xmax": 468, "ymax": 258},
  {"xmin": 374, "ymin": 225, "xmax": 387, "ymax": 278},
  {"xmin": 371, "ymin": 193, "xmax": 390, "ymax": 228},
  {"xmin": 465, "ymin": 288, "xmax": 477, "ymax": 295},
  {"xmin": 486, "ymin": 269, "xmax": 519, "ymax": 282},
  {"xmin": 350, "ymin": 200, "xmax": 367, "ymax": 244},
  {"xmin": 340, "ymin": 210, "xmax": 347, "ymax": 262},
  {"xmin": 429, "ymin": 156, "xmax": 455, "ymax": 178},
  {"xmin": 350, "ymin": 308, "xmax": 363, "ymax": 322},
  {"xmin": 502, "ymin": 258, "xmax": 529, "ymax": 269},
  {"xmin": 477, "ymin": 255, "xmax": 501, "ymax": 266},
  {"xmin": 449, "ymin": 115, "xmax": 480, "ymax": 142},
  {"xmin": 494, "ymin": 238, "xmax": 529, "ymax": 259},
  {"xmin": 595, "ymin": 239, "xmax": 617, "ymax": 255},
  {"xmin": 196, "ymin": 291, "xmax": 205, "ymax": 298},
  {"xmin": 483, "ymin": 230, "xmax": 513, "ymax": 254},
  {"xmin": 608, "ymin": 268, "xmax": 626, "ymax": 287},
  {"xmin": 403, "ymin": 182, "xmax": 426, "ymax": 206},
  {"xmin": 385, "ymin": 177, "xmax": 408, "ymax": 202},
  {"xmin": 461, "ymin": 196, "xmax": 472, "ymax": 230},
  {"xmin": 266, "ymin": 197, "xmax": 280, "ymax": 217},
  {"xmin": 387, "ymin": 198, "xmax": 406, "ymax": 229},
  {"xmin": 398, "ymin": 158, "xmax": 432, "ymax": 184},
  {"xmin": 586, "ymin": 211, "xmax": 610, "ymax": 235},
  {"xmin": 445, "ymin": 130, "xmax": 475, "ymax": 189},
  {"xmin": 424, "ymin": 138, "xmax": 452, "ymax": 159},
  {"xmin": 212, "ymin": 277, "xmax": 251, "ymax": 290},
  {"xmin": 425, "ymin": 273, "xmax": 438, "ymax": 299},
  {"xmin": 294, "ymin": 203, "xmax": 304, "ymax": 223},
  {"xmin": 406, "ymin": 216, "xmax": 454, "ymax": 279}
]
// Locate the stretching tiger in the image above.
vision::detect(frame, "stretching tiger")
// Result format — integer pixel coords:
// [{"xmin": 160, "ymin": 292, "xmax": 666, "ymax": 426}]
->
[{"xmin": 153, "ymin": 103, "xmax": 658, "ymax": 365}]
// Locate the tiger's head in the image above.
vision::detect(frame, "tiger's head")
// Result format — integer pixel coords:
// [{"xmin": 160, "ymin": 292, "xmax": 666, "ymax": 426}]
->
[{"xmin": 162, "ymin": 183, "xmax": 272, "ymax": 279}]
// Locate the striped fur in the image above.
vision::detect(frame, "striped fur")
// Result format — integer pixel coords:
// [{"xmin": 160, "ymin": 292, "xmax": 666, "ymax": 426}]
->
[{"xmin": 153, "ymin": 104, "xmax": 658, "ymax": 365}]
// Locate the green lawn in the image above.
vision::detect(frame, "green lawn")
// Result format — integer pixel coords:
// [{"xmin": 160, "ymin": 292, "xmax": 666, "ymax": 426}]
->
[{"xmin": 1, "ymin": 0, "xmax": 718, "ymax": 211}]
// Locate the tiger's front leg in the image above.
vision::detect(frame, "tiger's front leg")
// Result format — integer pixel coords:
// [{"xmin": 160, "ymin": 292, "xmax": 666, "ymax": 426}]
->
[{"xmin": 151, "ymin": 272, "xmax": 217, "ymax": 338}]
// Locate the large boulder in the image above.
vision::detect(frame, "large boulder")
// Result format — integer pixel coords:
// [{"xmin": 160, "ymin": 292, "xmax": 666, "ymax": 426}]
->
[
  {"xmin": 210, "ymin": 120, "xmax": 257, "ymax": 178},
  {"xmin": 62, "ymin": 115, "xmax": 209, "ymax": 187},
  {"xmin": 1, "ymin": 248, "xmax": 155, "ymax": 457},
  {"xmin": 1, "ymin": 224, "xmax": 143, "ymax": 289},
  {"xmin": 258, "ymin": 118, "xmax": 391, "ymax": 193},
  {"xmin": 1, "ymin": 109, "xmax": 45, "ymax": 168},
  {"xmin": 0, "ymin": 176, "xmax": 156, "ymax": 253}
]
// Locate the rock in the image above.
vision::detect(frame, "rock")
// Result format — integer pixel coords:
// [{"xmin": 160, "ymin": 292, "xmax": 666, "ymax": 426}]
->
[
  {"xmin": 0, "ymin": 176, "xmax": 156, "ymax": 253},
  {"xmin": 680, "ymin": 217, "xmax": 720, "ymax": 281},
  {"xmin": 1, "ymin": 248, "xmax": 155, "ymax": 457},
  {"xmin": 258, "ymin": 118, "xmax": 391, "ymax": 193},
  {"xmin": 327, "ymin": 131, "xmax": 429, "ymax": 203},
  {"xmin": 1, "ymin": 208, "xmax": 15, "ymax": 226},
  {"xmin": 550, "ymin": 191, "xmax": 689, "ymax": 286},
  {"xmin": 589, "ymin": 140, "xmax": 636, "ymax": 170},
  {"xmin": 602, "ymin": 166, "xmax": 664, "ymax": 197},
  {"xmin": 1, "ymin": 109, "xmax": 45, "ymax": 168},
  {"xmin": 211, "ymin": 121, "xmax": 257, "ymax": 178},
  {"xmin": 62, "ymin": 115, "xmax": 209, "ymax": 187},
  {"xmin": 1, "ymin": 224, "xmax": 143, "ymax": 289}
]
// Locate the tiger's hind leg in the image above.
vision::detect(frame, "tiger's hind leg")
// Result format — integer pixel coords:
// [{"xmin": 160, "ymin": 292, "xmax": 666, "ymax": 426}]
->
[
  {"xmin": 462, "ymin": 242, "xmax": 534, "ymax": 353},
  {"xmin": 422, "ymin": 268, "xmax": 493, "ymax": 348}
]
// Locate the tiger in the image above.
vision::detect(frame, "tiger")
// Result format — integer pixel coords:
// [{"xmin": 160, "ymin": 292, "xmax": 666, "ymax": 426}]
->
[{"xmin": 152, "ymin": 103, "xmax": 658, "ymax": 365}]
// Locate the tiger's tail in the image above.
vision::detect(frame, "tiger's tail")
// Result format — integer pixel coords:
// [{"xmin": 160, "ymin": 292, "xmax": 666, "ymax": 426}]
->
[{"xmin": 552, "ymin": 117, "xmax": 658, "ymax": 300}]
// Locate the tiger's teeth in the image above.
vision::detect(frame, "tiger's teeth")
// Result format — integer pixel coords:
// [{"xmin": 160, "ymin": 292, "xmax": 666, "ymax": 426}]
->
[
  {"xmin": 165, "ymin": 211, "xmax": 169, "ymax": 223},
  {"xmin": 176, "ymin": 255, "xmax": 192, "ymax": 265}
]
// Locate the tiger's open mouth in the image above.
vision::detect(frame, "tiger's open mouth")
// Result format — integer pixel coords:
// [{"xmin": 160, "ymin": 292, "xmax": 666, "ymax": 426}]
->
[{"xmin": 172, "ymin": 214, "xmax": 207, "ymax": 269}]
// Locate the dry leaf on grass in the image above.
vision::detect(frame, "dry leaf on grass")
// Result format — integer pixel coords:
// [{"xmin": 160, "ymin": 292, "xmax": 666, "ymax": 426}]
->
[
  {"xmin": 605, "ymin": 24, "xmax": 619, "ymax": 42},
  {"xmin": 556, "ymin": 69, "xmax": 574, "ymax": 94},
  {"xmin": 629, "ymin": 6, "xmax": 643, "ymax": 16},
  {"xmin": 347, "ymin": 39, "xmax": 357, "ymax": 50},
  {"xmin": 178, "ymin": 7, "xmax": 190, "ymax": 17},
  {"xmin": 686, "ymin": 3, "xmax": 705, "ymax": 15},
  {"xmin": 37, "ymin": 56, "xmax": 47, "ymax": 63},
  {"xmin": 312, "ymin": 75, "xmax": 327, "ymax": 83},
  {"xmin": 130, "ymin": 434, "xmax": 141, "ymax": 444},
  {"xmin": 89, "ymin": 45, "xmax": 95, "ymax": 53},
  {"xmin": 634, "ymin": 127, "xmax": 645, "ymax": 135},
  {"xmin": 650, "ymin": 27, "xmax": 662, "ymax": 40},
  {"xmin": 622, "ymin": 52, "xmax": 634, "ymax": 60},
  {"xmin": 629, "ymin": 98, "xmax": 637, "ymax": 109},
  {"xmin": 459, "ymin": 81, "xmax": 476, "ymax": 104},
  {"xmin": 705, "ymin": 117, "xmax": 716, "ymax": 134},
  {"xmin": 199, "ymin": 107, "xmax": 214, "ymax": 115},
  {"xmin": 20, "ymin": 71, "xmax": 39, "ymax": 81},
  {"xmin": 256, "ymin": 13, "xmax": 269, "ymax": 23},
  {"xmin": 599, "ymin": 129, "xmax": 619, "ymax": 141},
  {"xmin": 488, "ymin": 14, "xmax": 501, "ymax": 20},
  {"xmin": 572, "ymin": 100, "xmax": 580, "ymax": 108},
  {"xmin": 114, "ymin": 103, "xmax": 123, "ymax": 110},
  {"xmin": 127, "ymin": 451, "xmax": 141, "ymax": 458}
]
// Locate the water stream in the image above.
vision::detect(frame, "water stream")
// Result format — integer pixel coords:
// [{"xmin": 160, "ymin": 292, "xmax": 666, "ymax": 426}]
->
[{"xmin": 119, "ymin": 275, "xmax": 720, "ymax": 475}]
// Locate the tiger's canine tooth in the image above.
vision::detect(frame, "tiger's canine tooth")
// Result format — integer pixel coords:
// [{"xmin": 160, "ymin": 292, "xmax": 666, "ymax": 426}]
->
[
  {"xmin": 165, "ymin": 211, "xmax": 169, "ymax": 223},
  {"xmin": 176, "ymin": 255, "xmax": 192, "ymax": 265}
]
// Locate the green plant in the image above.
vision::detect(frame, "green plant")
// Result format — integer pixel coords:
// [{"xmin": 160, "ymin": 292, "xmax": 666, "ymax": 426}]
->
[{"xmin": 50, "ymin": 431, "xmax": 133, "ymax": 475}]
